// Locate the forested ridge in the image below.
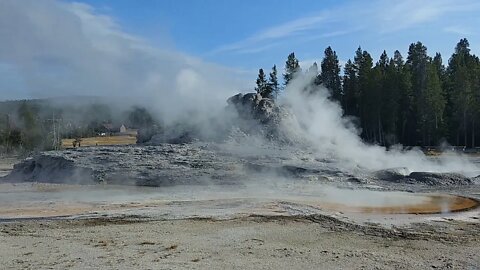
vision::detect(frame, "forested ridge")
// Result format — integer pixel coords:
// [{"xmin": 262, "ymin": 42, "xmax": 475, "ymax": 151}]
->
[{"xmin": 255, "ymin": 38, "xmax": 480, "ymax": 148}]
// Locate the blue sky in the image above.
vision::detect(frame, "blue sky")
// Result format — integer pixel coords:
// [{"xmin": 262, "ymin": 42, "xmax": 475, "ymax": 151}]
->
[
  {"xmin": 0, "ymin": 0, "xmax": 479, "ymax": 100},
  {"xmin": 76, "ymin": 0, "xmax": 480, "ymax": 71}
]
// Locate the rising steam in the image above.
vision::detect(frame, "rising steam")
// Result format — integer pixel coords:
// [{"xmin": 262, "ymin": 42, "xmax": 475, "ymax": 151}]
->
[
  {"xmin": 0, "ymin": 0, "xmax": 247, "ymax": 123},
  {"xmin": 279, "ymin": 73, "xmax": 480, "ymax": 176}
]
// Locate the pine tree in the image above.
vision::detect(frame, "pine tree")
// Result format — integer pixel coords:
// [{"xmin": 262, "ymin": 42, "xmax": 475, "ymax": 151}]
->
[
  {"xmin": 378, "ymin": 50, "xmax": 389, "ymax": 73},
  {"xmin": 471, "ymin": 55, "xmax": 480, "ymax": 147},
  {"xmin": 357, "ymin": 50, "xmax": 383, "ymax": 144},
  {"xmin": 391, "ymin": 50, "xmax": 413, "ymax": 145},
  {"xmin": 424, "ymin": 61, "xmax": 446, "ymax": 145},
  {"xmin": 319, "ymin": 46, "xmax": 342, "ymax": 102},
  {"xmin": 255, "ymin": 68, "xmax": 268, "ymax": 97},
  {"xmin": 268, "ymin": 65, "xmax": 279, "ymax": 99},
  {"xmin": 406, "ymin": 42, "xmax": 429, "ymax": 145},
  {"xmin": 432, "ymin": 52, "xmax": 448, "ymax": 141},
  {"xmin": 433, "ymin": 53, "xmax": 445, "ymax": 80},
  {"xmin": 354, "ymin": 49, "xmax": 377, "ymax": 142},
  {"xmin": 342, "ymin": 59, "xmax": 359, "ymax": 117},
  {"xmin": 283, "ymin": 52, "xmax": 301, "ymax": 86},
  {"xmin": 381, "ymin": 57, "xmax": 401, "ymax": 145},
  {"xmin": 341, "ymin": 46, "xmax": 368, "ymax": 121},
  {"xmin": 447, "ymin": 38, "xmax": 476, "ymax": 146},
  {"xmin": 376, "ymin": 51, "xmax": 396, "ymax": 145}
]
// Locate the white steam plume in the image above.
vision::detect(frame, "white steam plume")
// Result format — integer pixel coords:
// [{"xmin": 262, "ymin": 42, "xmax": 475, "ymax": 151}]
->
[
  {"xmin": 280, "ymin": 74, "xmax": 480, "ymax": 176},
  {"xmin": 0, "ymin": 0, "xmax": 247, "ymax": 123}
]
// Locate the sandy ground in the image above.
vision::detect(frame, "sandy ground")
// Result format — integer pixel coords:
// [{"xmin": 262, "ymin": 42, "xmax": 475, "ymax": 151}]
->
[
  {"xmin": 0, "ymin": 183, "xmax": 478, "ymax": 270},
  {"xmin": 1, "ymin": 215, "xmax": 479, "ymax": 270}
]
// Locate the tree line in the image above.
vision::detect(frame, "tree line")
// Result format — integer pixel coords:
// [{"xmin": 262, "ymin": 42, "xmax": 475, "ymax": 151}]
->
[{"xmin": 255, "ymin": 38, "xmax": 480, "ymax": 148}]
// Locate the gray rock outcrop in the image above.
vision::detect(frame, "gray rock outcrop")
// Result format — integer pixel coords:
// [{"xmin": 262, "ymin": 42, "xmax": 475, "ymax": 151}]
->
[
  {"xmin": 227, "ymin": 93, "xmax": 280, "ymax": 124},
  {"xmin": 1, "ymin": 143, "xmax": 356, "ymax": 187},
  {"xmin": 140, "ymin": 92, "xmax": 288, "ymax": 146},
  {"xmin": 226, "ymin": 92, "xmax": 288, "ymax": 140},
  {"xmin": 405, "ymin": 172, "xmax": 473, "ymax": 186},
  {"xmin": 374, "ymin": 168, "xmax": 473, "ymax": 186},
  {"xmin": 3, "ymin": 145, "xmax": 243, "ymax": 186},
  {"xmin": 374, "ymin": 167, "xmax": 410, "ymax": 182},
  {"xmin": 3, "ymin": 155, "xmax": 95, "ymax": 184}
]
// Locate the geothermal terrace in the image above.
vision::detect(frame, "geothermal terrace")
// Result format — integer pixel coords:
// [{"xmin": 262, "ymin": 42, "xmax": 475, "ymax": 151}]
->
[{"xmin": 0, "ymin": 142, "xmax": 479, "ymax": 269}]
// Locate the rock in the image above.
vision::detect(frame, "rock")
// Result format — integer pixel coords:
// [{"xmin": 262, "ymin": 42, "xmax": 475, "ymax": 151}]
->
[
  {"xmin": 406, "ymin": 172, "xmax": 473, "ymax": 186},
  {"xmin": 347, "ymin": 177, "xmax": 367, "ymax": 184},
  {"xmin": 374, "ymin": 167, "xmax": 410, "ymax": 182},
  {"xmin": 473, "ymin": 175, "xmax": 480, "ymax": 185},
  {"xmin": 373, "ymin": 169, "xmax": 473, "ymax": 186},
  {"xmin": 226, "ymin": 93, "xmax": 243, "ymax": 106},
  {"xmin": 255, "ymin": 98, "xmax": 277, "ymax": 123},
  {"xmin": 139, "ymin": 93, "xmax": 289, "ymax": 145},
  {"xmin": 279, "ymin": 165, "xmax": 321, "ymax": 176},
  {"xmin": 227, "ymin": 92, "xmax": 265, "ymax": 120},
  {"xmin": 2, "ymin": 155, "xmax": 95, "ymax": 184},
  {"xmin": 280, "ymin": 165, "xmax": 309, "ymax": 175},
  {"xmin": 147, "ymin": 132, "xmax": 194, "ymax": 145},
  {"xmin": 244, "ymin": 163, "xmax": 323, "ymax": 178},
  {"xmin": 1, "ymin": 144, "xmax": 250, "ymax": 187},
  {"xmin": 139, "ymin": 124, "xmax": 195, "ymax": 145},
  {"xmin": 226, "ymin": 92, "xmax": 287, "ymax": 140}
]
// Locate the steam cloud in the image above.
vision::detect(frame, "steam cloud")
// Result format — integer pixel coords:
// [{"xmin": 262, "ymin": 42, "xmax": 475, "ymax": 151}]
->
[
  {"xmin": 280, "ymin": 74, "xmax": 480, "ymax": 176},
  {"xmin": 0, "ymin": 0, "xmax": 246, "ymax": 122}
]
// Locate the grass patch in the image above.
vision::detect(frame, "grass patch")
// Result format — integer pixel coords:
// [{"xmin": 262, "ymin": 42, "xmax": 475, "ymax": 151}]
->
[{"xmin": 61, "ymin": 135, "xmax": 136, "ymax": 148}]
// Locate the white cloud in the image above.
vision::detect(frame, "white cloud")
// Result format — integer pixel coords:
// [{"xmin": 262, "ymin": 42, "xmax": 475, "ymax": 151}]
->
[
  {"xmin": 211, "ymin": 0, "xmax": 480, "ymax": 55},
  {"xmin": 375, "ymin": 0, "xmax": 480, "ymax": 32},
  {"xmin": 443, "ymin": 26, "xmax": 473, "ymax": 36},
  {"xmin": 211, "ymin": 13, "xmax": 329, "ymax": 55},
  {"xmin": 235, "ymin": 43, "xmax": 282, "ymax": 54},
  {"xmin": 258, "ymin": 15, "xmax": 326, "ymax": 40}
]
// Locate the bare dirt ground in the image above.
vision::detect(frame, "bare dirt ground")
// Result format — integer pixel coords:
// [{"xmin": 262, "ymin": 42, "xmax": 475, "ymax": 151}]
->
[{"xmin": 1, "ymin": 215, "xmax": 479, "ymax": 270}]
